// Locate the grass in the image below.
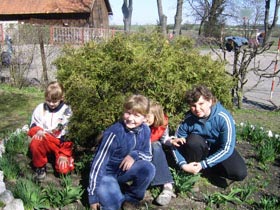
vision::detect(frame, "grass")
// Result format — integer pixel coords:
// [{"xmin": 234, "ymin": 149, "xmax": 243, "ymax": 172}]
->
[
  {"xmin": 0, "ymin": 84, "xmax": 44, "ymax": 134},
  {"xmin": 232, "ymin": 108, "xmax": 280, "ymax": 135}
]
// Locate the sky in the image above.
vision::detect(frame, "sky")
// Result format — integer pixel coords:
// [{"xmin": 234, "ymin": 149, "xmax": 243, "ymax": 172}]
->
[{"xmin": 109, "ymin": 1, "xmax": 180, "ymax": 25}]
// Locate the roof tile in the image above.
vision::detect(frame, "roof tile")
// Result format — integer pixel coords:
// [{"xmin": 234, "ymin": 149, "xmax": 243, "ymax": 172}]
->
[{"xmin": 0, "ymin": 0, "xmax": 93, "ymax": 14}]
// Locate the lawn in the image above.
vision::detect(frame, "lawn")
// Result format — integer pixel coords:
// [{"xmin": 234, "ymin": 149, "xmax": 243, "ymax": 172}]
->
[{"xmin": 0, "ymin": 84, "xmax": 43, "ymax": 134}]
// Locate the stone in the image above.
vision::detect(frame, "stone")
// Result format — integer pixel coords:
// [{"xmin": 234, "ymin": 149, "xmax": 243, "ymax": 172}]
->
[
  {"xmin": 0, "ymin": 190, "xmax": 14, "ymax": 204},
  {"xmin": 3, "ymin": 199, "xmax": 24, "ymax": 210}
]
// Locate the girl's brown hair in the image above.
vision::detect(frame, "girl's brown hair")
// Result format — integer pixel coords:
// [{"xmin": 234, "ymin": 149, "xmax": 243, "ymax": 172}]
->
[
  {"xmin": 149, "ymin": 100, "xmax": 165, "ymax": 127},
  {"xmin": 123, "ymin": 94, "xmax": 150, "ymax": 116}
]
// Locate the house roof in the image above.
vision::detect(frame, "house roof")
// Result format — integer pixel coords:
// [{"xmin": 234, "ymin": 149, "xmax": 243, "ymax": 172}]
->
[{"xmin": 0, "ymin": 0, "xmax": 112, "ymax": 15}]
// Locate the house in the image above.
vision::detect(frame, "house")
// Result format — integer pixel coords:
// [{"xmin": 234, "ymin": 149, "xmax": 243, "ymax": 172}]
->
[{"xmin": 0, "ymin": 0, "xmax": 112, "ymax": 28}]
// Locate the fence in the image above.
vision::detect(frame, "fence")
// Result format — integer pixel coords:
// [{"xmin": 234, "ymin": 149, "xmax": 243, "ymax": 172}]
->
[
  {"xmin": 0, "ymin": 24, "xmax": 123, "ymax": 46},
  {"xmin": 49, "ymin": 26, "xmax": 122, "ymax": 45}
]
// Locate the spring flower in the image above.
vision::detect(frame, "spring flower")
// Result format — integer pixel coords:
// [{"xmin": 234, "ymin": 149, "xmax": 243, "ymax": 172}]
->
[{"xmin": 267, "ymin": 130, "xmax": 273, "ymax": 138}]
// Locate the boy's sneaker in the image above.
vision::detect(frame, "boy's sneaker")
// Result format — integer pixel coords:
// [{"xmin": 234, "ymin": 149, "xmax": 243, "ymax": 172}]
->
[
  {"xmin": 34, "ymin": 166, "xmax": 46, "ymax": 181},
  {"xmin": 155, "ymin": 187, "xmax": 176, "ymax": 206},
  {"xmin": 122, "ymin": 201, "xmax": 139, "ymax": 210}
]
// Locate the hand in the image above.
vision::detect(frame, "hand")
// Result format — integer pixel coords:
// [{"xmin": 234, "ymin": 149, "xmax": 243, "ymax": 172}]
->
[
  {"xmin": 90, "ymin": 203, "xmax": 100, "ymax": 210},
  {"xmin": 33, "ymin": 130, "xmax": 45, "ymax": 140},
  {"xmin": 119, "ymin": 155, "xmax": 135, "ymax": 171},
  {"xmin": 171, "ymin": 137, "xmax": 186, "ymax": 147},
  {"xmin": 58, "ymin": 156, "xmax": 69, "ymax": 170},
  {"xmin": 181, "ymin": 162, "xmax": 202, "ymax": 174}
]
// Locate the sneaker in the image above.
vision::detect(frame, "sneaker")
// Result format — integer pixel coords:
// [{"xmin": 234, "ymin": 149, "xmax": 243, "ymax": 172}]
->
[
  {"xmin": 121, "ymin": 201, "xmax": 140, "ymax": 210},
  {"xmin": 155, "ymin": 187, "xmax": 176, "ymax": 206},
  {"xmin": 34, "ymin": 166, "xmax": 46, "ymax": 181}
]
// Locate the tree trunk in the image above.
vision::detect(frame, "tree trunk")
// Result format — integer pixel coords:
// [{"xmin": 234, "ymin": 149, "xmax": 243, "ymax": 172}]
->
[
  {"xmin": 38, "ymin": 27, "xmax": 48, "ymax": 88},
  {"xmin": 173, "ymin": 0, "xmax": 183, "ymax": 36},
  {"xmin": 157, "ymin": 0, "xmax": 167, "ymax": 36},
  {"xmin": 122, "ymin": 0, "xmax": 133, "ymax": 32},
  {"xmin": 204, "ymin": 0, "xmax": 225, "ymax": 38},
  {"xmin": 264, "ymin": 0, "xmax": 280, "ymax": 45}
]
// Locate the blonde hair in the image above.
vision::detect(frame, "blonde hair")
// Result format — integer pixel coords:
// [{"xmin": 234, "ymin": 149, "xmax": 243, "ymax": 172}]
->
[
  {"xmin": 149, "ymin": 100, "xmax": 165, "ymax": 127},
  {"xmin": 123, "ymin": 94, "xmax": 150, "ymax": 116},
  {"xmin": 45, "ymin": 81, "xmax": 64, "ymax": 101}
]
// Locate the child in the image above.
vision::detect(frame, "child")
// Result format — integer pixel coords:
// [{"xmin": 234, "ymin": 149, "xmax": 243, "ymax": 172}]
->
[
  {"xmin": 87, "ymin": 94, "xmax": 155, "ymax": 210},
  {"xmin": 28, "ymin": 81, "xmax": 74, "ymax": 181},
  {"xmin": 172, "ymin": 85, "xmax": 247, "ymax": 181},
  {"xmin": 145, "ymin": 100, "xmax": 176, "ymax": 206}
]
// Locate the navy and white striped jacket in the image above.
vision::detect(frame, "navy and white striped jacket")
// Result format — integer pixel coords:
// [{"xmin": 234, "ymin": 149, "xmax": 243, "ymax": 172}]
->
[
  {"xmin": 173, "ymin": 102, "xmax": 236, "ymax": 169},
  {"xmin": 87, "ymin": 121, "xmax": 152, "ymax": 204}
]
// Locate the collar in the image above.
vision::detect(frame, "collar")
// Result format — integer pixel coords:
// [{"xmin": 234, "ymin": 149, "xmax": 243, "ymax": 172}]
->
[{"xmin": 43, "ymin": 101, "xmax": 65, "ymax": 113}]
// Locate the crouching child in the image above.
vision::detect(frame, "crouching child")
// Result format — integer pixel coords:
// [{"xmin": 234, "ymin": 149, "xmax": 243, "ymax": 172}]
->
[
  {"xmin": 28, "ymin": 81, "xmax": 74, "ymax": 181},
  {"xmin": 88, "ymin": 94, "xmax": 155, "ymax": 210}
]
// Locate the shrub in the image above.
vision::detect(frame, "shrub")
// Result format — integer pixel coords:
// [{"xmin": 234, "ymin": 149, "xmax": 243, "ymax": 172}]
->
[{"xmin": 55, "ymin": 32, "xmax": 233, "ymax": 146}]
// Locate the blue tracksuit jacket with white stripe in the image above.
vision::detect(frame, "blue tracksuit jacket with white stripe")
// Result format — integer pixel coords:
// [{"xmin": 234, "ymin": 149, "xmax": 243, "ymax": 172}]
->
[
  {"xmin": 173, "ymin": 102, "xmax": 236, "ymax": 169},
  {"xmin": 87, "ymin": 121, "xmax": 152, "ymax": 204}
]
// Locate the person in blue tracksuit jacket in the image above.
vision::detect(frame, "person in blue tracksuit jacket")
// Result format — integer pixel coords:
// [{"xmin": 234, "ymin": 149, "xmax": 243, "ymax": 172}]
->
[
  {"xmin": 171, "ymin": 85, "xmax": 247, "ymax": 181},
  {"xmin": 88, "ymin": 94, "xmax": 155, "ymax": 210}
]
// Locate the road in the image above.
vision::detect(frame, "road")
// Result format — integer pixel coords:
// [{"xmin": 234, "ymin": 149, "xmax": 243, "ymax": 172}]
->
[{"xmin": 201, "ymin": 49, "xmax": 280, "ymax": 110}]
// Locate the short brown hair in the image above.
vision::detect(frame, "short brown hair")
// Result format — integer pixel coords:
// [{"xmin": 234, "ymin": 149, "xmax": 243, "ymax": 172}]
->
[
  {"xmin": 123, "ymin": 94, "xmax": 150, "ymax": 116},
  {"xmin": 45, "ymin": 81, "xmax": 64, "ymax": 101},
  {"xmin": 185, "ymin": 85, "xmax": 217, "ymax": 105}
]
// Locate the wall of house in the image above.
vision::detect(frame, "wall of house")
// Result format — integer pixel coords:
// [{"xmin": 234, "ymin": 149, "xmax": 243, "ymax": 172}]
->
[{"xmin": 90, "ymin": 0, "xmax": 109, "ymax": 28}]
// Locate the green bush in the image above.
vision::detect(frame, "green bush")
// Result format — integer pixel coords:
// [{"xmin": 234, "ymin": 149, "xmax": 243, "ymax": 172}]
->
[{"xmin": 55, "ymin": 32, "xmax": 233, "ymax": 146}]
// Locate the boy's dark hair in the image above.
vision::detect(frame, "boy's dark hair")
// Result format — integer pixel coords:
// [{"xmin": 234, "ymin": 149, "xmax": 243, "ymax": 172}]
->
[{"xmin": 185, "ymin": 85, "xmax": 217, "ymax": 105}]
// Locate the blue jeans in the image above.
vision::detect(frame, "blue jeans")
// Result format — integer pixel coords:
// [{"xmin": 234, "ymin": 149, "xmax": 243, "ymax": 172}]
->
[
  {"xmin": 151, "ymin": 141, "xmax": 174, "ymax": 186},
  {"xmin": 97, "ymin": 160, "xmax": 155, "ymax": 210}
]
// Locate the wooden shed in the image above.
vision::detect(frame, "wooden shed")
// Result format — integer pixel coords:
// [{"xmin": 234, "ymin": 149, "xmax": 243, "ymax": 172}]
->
[{"xmin": 0, "ymin": 0, "xmax": 112, "ymax": 28}]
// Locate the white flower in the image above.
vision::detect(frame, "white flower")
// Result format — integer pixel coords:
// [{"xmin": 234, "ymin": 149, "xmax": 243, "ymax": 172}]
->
[
  {"xmin": 267, "ymin": 130, "xmax": 273, "ymax": 138},
  {"xmin": 250, "ymin": 124, "xmax": 255, "ymax": 130},
  {"xmin": 240, "ymin": 122, "xmax": 244, "ymax": 127},
  {"xmin": 21, "ymin": 124, "xmax": 29, "ymax": 132},
  {"xmin": 275, "ymin": 134, "xmax": 279, "ymax": 139}
]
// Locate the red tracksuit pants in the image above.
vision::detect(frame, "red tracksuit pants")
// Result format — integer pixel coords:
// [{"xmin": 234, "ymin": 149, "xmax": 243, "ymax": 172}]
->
[{"xmin": 28, "ymin": 126, "xmax": 74, "ymax": 174}]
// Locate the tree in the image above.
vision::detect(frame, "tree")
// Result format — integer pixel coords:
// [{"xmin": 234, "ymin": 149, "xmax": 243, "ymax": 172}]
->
[
  {"xmin": 122, "ymin": 0, "xmax": 133, "ymax": 32},
  {"xmin": 38, "ymin": 27, "xmax": 48, "ymax": 88},
  {"xmin": 186, "ymin": 0, "xmax": 211, "ymax": 36},
  {"xmin": 173, "ymin": 0, "xmax": 184, "ymax": 36},
  {"xmin": 263, "ymin": 0, "xmax": 280, "ymax": 44},
  {"xmin": 203, "ymin": 0, "xmax": 226, "ymax": 38},
  {"xmin": 157, "ymin": 0, "xmax": 167, "ymax": 35}
]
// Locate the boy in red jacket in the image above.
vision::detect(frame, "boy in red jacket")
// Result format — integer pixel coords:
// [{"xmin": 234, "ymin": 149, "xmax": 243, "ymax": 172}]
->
[{"xmin": 28, "ymin": 81, "xmax": 74, "ymax": 180}]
